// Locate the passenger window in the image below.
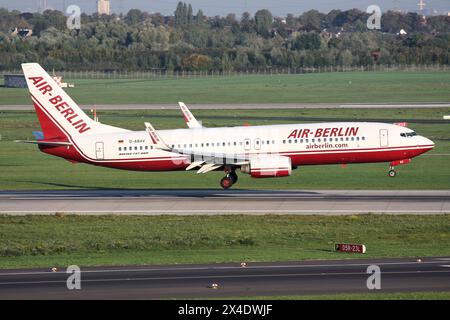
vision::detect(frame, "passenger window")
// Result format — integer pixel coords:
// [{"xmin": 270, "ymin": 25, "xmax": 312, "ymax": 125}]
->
[{"xmin": 119, "ymin": 147, "xmax": 121, "ymax": 151}]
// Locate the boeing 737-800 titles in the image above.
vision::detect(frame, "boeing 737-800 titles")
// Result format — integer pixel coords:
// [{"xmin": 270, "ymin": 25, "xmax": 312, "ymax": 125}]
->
[{"xmin": 19, "ymin": 63, "xmax": 434, "ymax": 189}]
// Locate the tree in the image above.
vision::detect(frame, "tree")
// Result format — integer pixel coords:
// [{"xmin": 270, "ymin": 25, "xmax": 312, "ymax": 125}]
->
[
  {"xmin": 240, "ymin": 12, "xmax": 253, "ymax": 33},
  {"xmin": 195, "ymin": 9, "xmax": 204, "ymax": 24},
  {"xmin": 182, "ymin": 54, "xmax": 212, "ymax": 71},
  {"xmin": 293, "ymin": 32, "xmax": 322, "ymax": 50},
  {"xmin": 254, "ymin": 9, "xmax": 273, "ymax": 37},
  {"xmin": 187, "ymin": 4, "xmax": 193, "ymax": 24},
  {"xmin": 221, "ymin": 53, "xmax": 233, "ymax": 71},
  {"xmin": 174, "ymin": 2, "xmax": 185, "ymax": 27},
  {"xmin": 299, "ymin": 10, "xmax": 323, "ymax": 32},
  {"xmin": 125, "ymin": 9, "xmax": 142, "ymax": 26}
]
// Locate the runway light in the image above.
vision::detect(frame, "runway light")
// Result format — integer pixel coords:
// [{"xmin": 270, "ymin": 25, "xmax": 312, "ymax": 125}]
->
[
  {"xmin": 241, "ymin": 262, "xmax": 247, "ymax": 268},
  {"xmin": 416, "ymin": 257, "xmax": 422, "ymax": 262},
  {"xmin": 51, "ymin": 267, "xmax": 58, "ymax": 272},
  {"xmin": 335, "ymin": 243, "xmax": 366, "ymax": 254},
  {"xmin": 210, "ymin": 283, "xmax": 219, "ymax": 289}
]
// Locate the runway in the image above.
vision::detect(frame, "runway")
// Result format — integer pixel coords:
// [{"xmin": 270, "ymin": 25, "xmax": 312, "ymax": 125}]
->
[
  {"xmin": 0, "ymin": 189, "xmax": 449, "ymax": 215},
  {"xmin": 0, "ymin": 257, "xmax": 449, "ymax": 299},
  {"xmin": 2, "ymin": 103, "xmax": 450, "ymax": 110}
]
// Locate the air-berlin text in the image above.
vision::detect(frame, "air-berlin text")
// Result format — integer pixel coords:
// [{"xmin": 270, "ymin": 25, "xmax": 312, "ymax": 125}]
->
[
  {"xmin": 28, "ymin": 76, "xmax": 91, "ymax": 134},
  {"xmin": 287, "ymin": 127, "xmax": 359, "ymax": 139}
]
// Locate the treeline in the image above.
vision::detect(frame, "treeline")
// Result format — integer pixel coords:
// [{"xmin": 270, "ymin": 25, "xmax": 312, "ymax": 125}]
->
[{"xmin": 0, "ymin": 3, "xmax": 449, "ymax": 71}]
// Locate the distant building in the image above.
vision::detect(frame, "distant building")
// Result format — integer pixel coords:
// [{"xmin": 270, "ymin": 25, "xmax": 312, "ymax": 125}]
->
[
  {"xmin": 11, "ymin": 27, "xmax": 33, "ymax": 37},
  {"xmin": 97, "ymin": 0, "xmax": 110, "ymax": 15},
  {"xmin": 4, "ymin": 75, "xmax": 27, "ymax": 88}
]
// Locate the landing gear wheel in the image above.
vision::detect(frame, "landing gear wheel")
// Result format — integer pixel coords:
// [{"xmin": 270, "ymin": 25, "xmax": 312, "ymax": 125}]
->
[
  {"xmin": 228, "ymin": 172, "xmax": 238, "ymax": 184},
  {"xmin": 220, "ymin": 176, "xmax": 234, "ymax": 189},
  {"xmin": 388, "ymin": 169, "xmax": 396, "ymax": 177}
]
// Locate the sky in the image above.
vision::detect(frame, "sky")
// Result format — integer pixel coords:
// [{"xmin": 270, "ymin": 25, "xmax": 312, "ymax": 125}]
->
[{"xmin": 1, "ymin": 0, "xmax": 449, "ymax": 16}]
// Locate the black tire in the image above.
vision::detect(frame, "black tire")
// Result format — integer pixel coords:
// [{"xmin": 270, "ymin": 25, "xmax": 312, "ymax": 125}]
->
[
  {"xmin": 220, "ymin": 176, "xmax": 233, "ymax": 189},
  {"xmin": 228, "ymin": 172, "xmax": 238, "ymax": 184},
  {"xmin": 388, "ymin": 170, "xmax": 396, "ymax": 177}
]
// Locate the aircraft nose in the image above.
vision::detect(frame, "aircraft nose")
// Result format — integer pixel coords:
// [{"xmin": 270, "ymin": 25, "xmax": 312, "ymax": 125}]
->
[{"xmin": 421, "ymin": 136, "xmax": 434, "ymax": 148}]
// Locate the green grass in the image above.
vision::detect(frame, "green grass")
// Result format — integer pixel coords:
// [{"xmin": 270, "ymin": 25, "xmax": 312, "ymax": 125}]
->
[
  {"xmin": 0, "ymin": 108, "xmax": 449, "ymax": 190},
  {"xmin": 216, "ymin": 291, "xmax": 450, "ymax": 300},
  {"xmin": 0, "ymin": 214, "xmax": 449, "ymax": 269},
  {"xmin": 1, "ymin": 72, "xmax": 450, "ymax": 104}
]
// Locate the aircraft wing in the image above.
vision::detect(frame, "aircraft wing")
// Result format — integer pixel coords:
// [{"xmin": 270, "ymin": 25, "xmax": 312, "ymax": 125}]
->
[
  {"xmin": 178, "ymin": 102, "xmax": 202, "ymax": 128},
  {"xmin": 144, "ymin": 121, "xmax": 248, "ymax": 173},
  {"xmin": 175, "ymin": 149, "xmax": 249, "ymax": 173}
]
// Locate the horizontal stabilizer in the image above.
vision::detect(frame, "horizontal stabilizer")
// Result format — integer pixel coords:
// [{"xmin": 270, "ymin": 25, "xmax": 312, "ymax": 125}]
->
[{"xmin": 15, "ymin": 140, "xmax": 72, "ymax": 147}]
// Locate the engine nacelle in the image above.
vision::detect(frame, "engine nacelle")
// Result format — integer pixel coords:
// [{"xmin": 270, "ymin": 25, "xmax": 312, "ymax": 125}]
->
[{"xmin": 240, "ymin": 156, "xmax": 292, "ymax": 178}]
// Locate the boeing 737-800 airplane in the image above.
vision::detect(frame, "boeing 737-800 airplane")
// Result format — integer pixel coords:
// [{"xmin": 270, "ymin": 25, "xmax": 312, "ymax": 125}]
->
[{"xmin": 19, "ymin": 63, "xmax": 434, "ymax": 189}]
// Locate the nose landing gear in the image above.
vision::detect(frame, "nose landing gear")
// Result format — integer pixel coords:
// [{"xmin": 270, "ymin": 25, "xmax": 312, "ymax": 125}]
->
[
  {"xmin": 388, "ymin": 159, "xmax": 411, "ymax": 178},
  {"xmin": 388, "ymin": 166, "xmax": 397, "ymax": 177}
]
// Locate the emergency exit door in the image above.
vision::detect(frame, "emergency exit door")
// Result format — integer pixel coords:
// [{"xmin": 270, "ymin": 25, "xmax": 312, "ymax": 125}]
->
[{"xmin": 95, "ymin": 142, "xmax": 104, "ymax": 160}]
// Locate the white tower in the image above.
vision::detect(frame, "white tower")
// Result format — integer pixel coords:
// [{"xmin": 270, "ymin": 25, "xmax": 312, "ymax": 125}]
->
[
  {"xmin": 38, "ymin": 0, "xmax": 48, "ymax": 13},
  {"xmin": 417, "ymin": 0, "xmax": 426, "ymax": 13},
  {"xmin": 97, "ymin": 0, "xmax": 111, "ymax": 15}
]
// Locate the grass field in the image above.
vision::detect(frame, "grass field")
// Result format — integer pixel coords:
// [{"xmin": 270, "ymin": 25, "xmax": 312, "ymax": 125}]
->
[
  {"xmin": 0, "ymin": 108, "xmax": 449, "ymax": 190},
  {"xmin": 220, "ymin": 291, "xmax": 450, "ymax": 300},
  {"xmin": 0, "ymin": 214, "xmax": 449, "ymax": 269},
  {"xmin": 1, "ymin": 71, "xmax": 450, "ymax": 105}
]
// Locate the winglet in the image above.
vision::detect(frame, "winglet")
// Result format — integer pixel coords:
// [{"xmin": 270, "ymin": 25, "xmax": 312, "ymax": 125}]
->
[
  {"xmin": 144, "ymin": 122, "xmax": 171, "ymax": 151},
  {"xmin": 178, "ymin": 102, "xmax": 202, "ymax": 129}
]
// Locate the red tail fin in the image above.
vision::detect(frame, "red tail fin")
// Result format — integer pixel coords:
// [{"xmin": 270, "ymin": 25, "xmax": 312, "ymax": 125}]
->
[{"xmin": 33, "ymin": 101, "xmax": 67, "ymax": 139}]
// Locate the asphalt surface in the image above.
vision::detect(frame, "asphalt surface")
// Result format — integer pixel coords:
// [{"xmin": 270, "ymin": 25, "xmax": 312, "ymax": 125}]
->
[
  {"xmin": 0, "ymin": 257, "xmax": 449, "ymax": 299},
  {"xmin": 0, "ymin": 189, "xmax": 449, "ymax": 215},
  {"xmin": 2, "ymin": 103, "xmax": 450, "ymax": 110}
]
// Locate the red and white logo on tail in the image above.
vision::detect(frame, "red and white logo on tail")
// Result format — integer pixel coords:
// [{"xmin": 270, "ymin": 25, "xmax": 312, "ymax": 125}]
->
[{"xmin": 22, "ymin": 63, "xmax": 126, "ymax": 139}]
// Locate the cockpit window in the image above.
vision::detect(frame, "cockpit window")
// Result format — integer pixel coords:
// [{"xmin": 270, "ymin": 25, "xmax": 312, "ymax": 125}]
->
[{"xmin": 400, "ymin": 132, "xmax": 417, "ymax": 138}]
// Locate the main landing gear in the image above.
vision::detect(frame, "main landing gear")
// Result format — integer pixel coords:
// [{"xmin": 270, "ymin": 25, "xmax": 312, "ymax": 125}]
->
[{"xmin": 220, "ymin": 168, "xmax": 238, "ymax": 189}]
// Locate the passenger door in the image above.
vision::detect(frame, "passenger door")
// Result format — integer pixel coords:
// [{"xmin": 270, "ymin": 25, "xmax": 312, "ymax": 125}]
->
[{"xmin": 379, "ymin": 129, "xmax": 388, "ymax": 147}]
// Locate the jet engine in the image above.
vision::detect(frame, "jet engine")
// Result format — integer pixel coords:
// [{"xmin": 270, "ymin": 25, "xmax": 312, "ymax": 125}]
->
[{"xmin": 240, "ymin": 156, "xmax": 292, "ymax": 178}]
